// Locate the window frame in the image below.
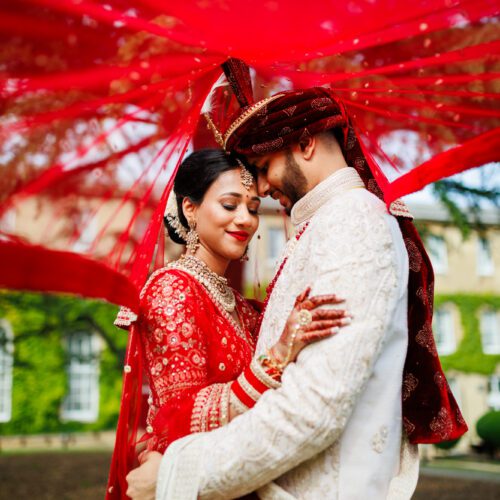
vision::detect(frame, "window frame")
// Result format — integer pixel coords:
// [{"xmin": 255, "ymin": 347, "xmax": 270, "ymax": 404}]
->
[
  {"xmin": 487, "ymin": 375, "xmax": 500, "ymax": 411},
  {"xmin": 61, "ymin": 331, "xmax": 100, "ymax": 423},
  {"xmin": 0, "ymin": 319, "xmax": 14, "ymax": 423},
  {"xmin": 477, "ymin": 237, "xmax": 494, "ymax": 277},
  {"xmin": 480, "ymin": 309, "xmax": 500, "ymax": 355},
  {"xmin": 427, "ymin": 234, "xmax": 448, "ymax": 275},
  {"xmin": 433, "ymin": 305, "xmax": 456, "ymax": 356}
]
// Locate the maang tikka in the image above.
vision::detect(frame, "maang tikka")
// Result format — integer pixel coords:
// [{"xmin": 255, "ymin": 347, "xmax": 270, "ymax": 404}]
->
[
  {"xmin": 186, "ymin": 220, "xmax": 200, "ymax": 254},
  {"xmin": 203, "ymin": 113, "xmax": 254, "ymax": 191},
  {"xmin": 236, "ymin": 158, "xmax": 254, "ymax": 191}
]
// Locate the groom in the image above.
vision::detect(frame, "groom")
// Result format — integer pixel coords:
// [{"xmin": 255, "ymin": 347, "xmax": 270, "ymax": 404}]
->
[{"xmin": 127, "ymin": 88, "xmax": 466, "ymax": 499}]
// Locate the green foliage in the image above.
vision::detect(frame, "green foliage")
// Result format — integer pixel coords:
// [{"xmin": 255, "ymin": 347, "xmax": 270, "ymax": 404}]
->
[
  {"xmin": 476, "ymin": 411, "xmax": 500, "ymax": 448},
  {"xmin": 432, "ymin": 170, "xmax": 500, "ymax": 239},
  {"xmin": 0, "ymin": 291, "xmax": 127, "ymax": 435},
  {"xmin": 436, "ymin": 294, "xmax": 500, "ymax": 374},
  {"xmin": 433, "ymin": 437, "xmax": 461, "ymax": 450}
]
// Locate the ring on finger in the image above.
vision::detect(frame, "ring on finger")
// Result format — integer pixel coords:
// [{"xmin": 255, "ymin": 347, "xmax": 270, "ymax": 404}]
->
[{"xmin": 297, "ymin": 308, "xmax": 313, "ymax": 327}]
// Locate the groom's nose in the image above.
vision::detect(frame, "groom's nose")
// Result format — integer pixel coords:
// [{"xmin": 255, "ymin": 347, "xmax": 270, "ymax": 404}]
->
[{"xmin": 257, "ymin": 172, "xmax": 271, "ymax": 197}]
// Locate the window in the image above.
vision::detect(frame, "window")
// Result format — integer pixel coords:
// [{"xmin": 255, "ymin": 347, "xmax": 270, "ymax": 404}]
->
[
  {"xmin": 0, "ymin": 320, "xmax": 14, "ymax": 423},
  {"xmin": 480, "ymin": 310, "xmax": 500, "ymax": 355},
  {"xmin": 427, "ymin": 235, "xmax": 448, "ymax": 274},
  {"xmin": 61, "ymin": 332, "xmax": 100, "ymax": 422},
  {"xmin": 487, "ymin": 375, "xmax": 500, "ymax": 410},
  {"xmin": 267, "ymin": 227, "xmax": 286, "ymax": 265},
  {"xmin": 477, "ymin": 237, "xmax": 494, "ymax": 276},
  {"xmin": 433, "ymin": 307, "xmax": 456, "ymax": 355}
]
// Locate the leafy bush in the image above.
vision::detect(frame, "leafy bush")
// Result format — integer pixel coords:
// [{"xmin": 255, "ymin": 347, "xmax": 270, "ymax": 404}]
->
[
  {"xmin": 434, "ymin": 437, "xmax": 461, "ymax": 450},
  {"xmin": 476, "ymin": 411, "xmax": 500, "ymax": 449}
]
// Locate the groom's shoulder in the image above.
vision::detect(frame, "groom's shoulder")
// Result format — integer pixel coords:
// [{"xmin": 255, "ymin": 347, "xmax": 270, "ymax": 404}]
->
[
  {"xmin": 322, "ymin": 188, "xmax": 389, "ymax": 224},
  {"xmin": 311, "ymin": 189, "xmax": 396, "ymax": 253}
]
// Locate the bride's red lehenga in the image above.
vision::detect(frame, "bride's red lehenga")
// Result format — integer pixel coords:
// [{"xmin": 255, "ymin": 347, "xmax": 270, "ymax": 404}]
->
[
  {"xmin": 135, "ymin": 267, "xmax": 260, "ymax": 452},
  {"xmin": 110, "ymin": 256, "xmax": 282, "ymax": 492}
]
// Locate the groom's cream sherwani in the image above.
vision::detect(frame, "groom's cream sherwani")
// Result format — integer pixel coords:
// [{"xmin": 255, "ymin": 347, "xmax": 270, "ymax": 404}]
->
[{"xmin": 157, "ymin": 167, "xmax": 419, "ymax": 500}]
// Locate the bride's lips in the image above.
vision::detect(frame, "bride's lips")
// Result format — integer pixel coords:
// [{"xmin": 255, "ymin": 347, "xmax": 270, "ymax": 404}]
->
[{"xmin": 226, "ymin": 231, "xmax": 249, "ymax": 242}]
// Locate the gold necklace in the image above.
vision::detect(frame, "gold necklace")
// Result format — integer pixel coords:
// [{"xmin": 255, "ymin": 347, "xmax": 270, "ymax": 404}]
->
[{"xmin": 168, "ymin": 255, "xmax": 236, "ymax": 313}]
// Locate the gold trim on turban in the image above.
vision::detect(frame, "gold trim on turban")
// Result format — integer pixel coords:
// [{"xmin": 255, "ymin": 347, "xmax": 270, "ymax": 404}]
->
[{"xmin": 223, "ymin": 93, "xmax": 285, "ymax": 149}]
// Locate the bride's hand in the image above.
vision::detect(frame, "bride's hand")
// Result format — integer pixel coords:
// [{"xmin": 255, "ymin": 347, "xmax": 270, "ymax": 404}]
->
[{"xmin": 270, "ymin": 287, "xmax": 350, "ymax": 367}]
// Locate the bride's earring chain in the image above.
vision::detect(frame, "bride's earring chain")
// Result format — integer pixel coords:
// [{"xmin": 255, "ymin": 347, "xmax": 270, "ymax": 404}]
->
[{"xmin": 186, "ymin": 220, "xmax": 200, "ymax": 254}]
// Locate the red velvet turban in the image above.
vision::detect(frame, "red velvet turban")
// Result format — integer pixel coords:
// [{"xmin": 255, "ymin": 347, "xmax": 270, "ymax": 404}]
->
[{"xmin": 225, "ymin": 87, "xmax": 347, "ymax": 155}]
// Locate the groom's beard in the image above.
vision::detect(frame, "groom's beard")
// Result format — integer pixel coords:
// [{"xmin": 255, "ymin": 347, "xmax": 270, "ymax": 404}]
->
[{"xmin": 282, "ymin": 150, "xmax": 308, "ymax": 215}]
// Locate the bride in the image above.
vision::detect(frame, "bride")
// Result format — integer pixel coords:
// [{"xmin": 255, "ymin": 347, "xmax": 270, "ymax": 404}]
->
[{"xmin": 107, "ymin": 149, "xmax": 348, "ymax": 498}]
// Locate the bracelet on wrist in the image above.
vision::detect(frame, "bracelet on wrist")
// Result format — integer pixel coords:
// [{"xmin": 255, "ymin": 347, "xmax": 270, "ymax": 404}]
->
[{"xmin": 258, "ymin": 353, "xmax": 283, "ymax": 380}]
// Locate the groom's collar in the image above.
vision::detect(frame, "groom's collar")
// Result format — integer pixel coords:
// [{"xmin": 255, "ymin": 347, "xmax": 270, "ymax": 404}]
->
[{"xmin": 290, "ymin": 167, "xmax": 364, "ymax": 227}]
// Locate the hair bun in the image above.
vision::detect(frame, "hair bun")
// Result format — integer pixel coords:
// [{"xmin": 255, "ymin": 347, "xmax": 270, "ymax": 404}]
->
[{"xmin": 164, "ymin": 214, "xmax": 186, "ymax": 245}]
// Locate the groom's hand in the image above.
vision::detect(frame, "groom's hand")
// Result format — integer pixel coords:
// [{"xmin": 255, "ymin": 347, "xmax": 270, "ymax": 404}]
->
[{"xmin": 126, "ymin": 451, "xmax": 162, "ymax": 500}]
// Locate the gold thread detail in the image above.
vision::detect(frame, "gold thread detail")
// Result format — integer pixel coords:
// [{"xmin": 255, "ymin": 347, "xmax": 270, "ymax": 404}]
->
[{"xmin": 223, "ymin": 94, "xmax": 285, "ymax": 148}]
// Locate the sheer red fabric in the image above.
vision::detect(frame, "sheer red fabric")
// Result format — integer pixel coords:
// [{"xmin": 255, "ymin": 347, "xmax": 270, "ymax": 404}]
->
[
  {"xmin": 107, "ymin": 267, "xmax": 261, "ymax": 498},
  {"xmin": 1, "ymin": 1, "xmax": 498, "ymax": 308}
]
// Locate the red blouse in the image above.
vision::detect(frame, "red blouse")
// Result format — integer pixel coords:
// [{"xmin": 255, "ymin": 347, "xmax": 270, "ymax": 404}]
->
[{"xmin": 137, "ymin": 267, "xmax": 263, "ymax": 452}]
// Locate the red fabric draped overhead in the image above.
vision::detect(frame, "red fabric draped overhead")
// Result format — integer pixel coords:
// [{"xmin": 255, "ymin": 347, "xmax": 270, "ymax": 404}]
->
[{"xmin": 0, "ymin": 0, "xmax": 499, "ymax": 307}]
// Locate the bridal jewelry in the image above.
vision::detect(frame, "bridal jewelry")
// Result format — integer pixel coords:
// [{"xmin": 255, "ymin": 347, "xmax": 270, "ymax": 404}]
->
[
  {"xmin": 164, "ymin": 190, "xmax": 188, "ymax": 241},
  {"xmin": 169, "ymin": 255, "xmax": 236, "ymax": 313},
  {"xmin": 236, "ymin": 158, "xmax": 254, "ymax": 191},
  {"xmin": 240, "ymin": 246, "xmax": 249, "ymax": 262},
  {"xmin": 297, "ymin": 309, "xmax": 313, "ymax": 327},
  {"xmin": 186, "ymin": 221, "xmax": 200, "ymax": 254},
  {"xmin": 270, "ymin": 308, "xmax": 311, "ymax": 370},
  {"xmin": 282, "ymin": 327, "xmax": 299, "ymax": 367}
]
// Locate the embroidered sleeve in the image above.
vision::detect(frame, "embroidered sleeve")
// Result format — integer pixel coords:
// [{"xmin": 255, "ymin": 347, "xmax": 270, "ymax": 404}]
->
[
  {"xmin": 186, "ymin": 353, "xmax": 281, "ymax": 433},
  {"xmin": 142, "ymin": 271, "xmax": 277, "ymax": 449},
  {"xmin": 229, "ymin": 356, "xmax": 282, "ymax": 415},
  {"xmin": 158, "ymin": 198, "xmax": 406, "ymax": 499},
  {"xmin": 141, "ymin": 270, "xmax": 211, "ymax": 448}
]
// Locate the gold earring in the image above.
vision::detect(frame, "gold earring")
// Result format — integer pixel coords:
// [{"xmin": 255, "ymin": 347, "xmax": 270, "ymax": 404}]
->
[
  {"xmin": 240, "ymin": 246, "xmax": 249, "ymax": 262},
  {"xmin": 186, "ymin": 221, "xmax": 199, "ymax": 254}
]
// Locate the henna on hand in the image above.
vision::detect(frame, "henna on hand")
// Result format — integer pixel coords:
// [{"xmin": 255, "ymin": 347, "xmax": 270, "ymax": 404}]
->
[{"xmin": 273, "ymin": 287, "xmax": 351, "ymax": 367}]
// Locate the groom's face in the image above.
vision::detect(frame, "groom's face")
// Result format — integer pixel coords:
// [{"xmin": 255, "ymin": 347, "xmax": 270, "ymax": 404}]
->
[{"xmin": 250, "ymin": 149, "xmax": 308, "ymax": 215}]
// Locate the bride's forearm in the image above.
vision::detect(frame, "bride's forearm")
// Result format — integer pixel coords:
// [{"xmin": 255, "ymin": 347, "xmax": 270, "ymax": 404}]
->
[{"xmin": 228, "ymin": 355, "xmax": 282, "ymax": 420}]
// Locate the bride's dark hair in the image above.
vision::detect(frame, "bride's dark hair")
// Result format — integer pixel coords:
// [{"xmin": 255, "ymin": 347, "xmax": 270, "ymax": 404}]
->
[{"xmin": 164, "ymin": 149, "xmax": 256, "ymax": 244}]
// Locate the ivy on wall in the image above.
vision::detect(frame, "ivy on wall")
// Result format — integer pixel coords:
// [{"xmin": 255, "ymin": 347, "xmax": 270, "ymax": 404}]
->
[
  {"xmin": 0, "ymin": 291, "xmax": 126, "ymax": 435},
  {"xmin": 436, "ymin": 294, "xmax": 500, "ymax": 374}
]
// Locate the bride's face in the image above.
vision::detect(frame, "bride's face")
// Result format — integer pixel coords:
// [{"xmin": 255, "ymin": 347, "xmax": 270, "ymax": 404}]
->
[{"xmin": 193, "ymin": 168, "xmax": 260, "ymax": 261}]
